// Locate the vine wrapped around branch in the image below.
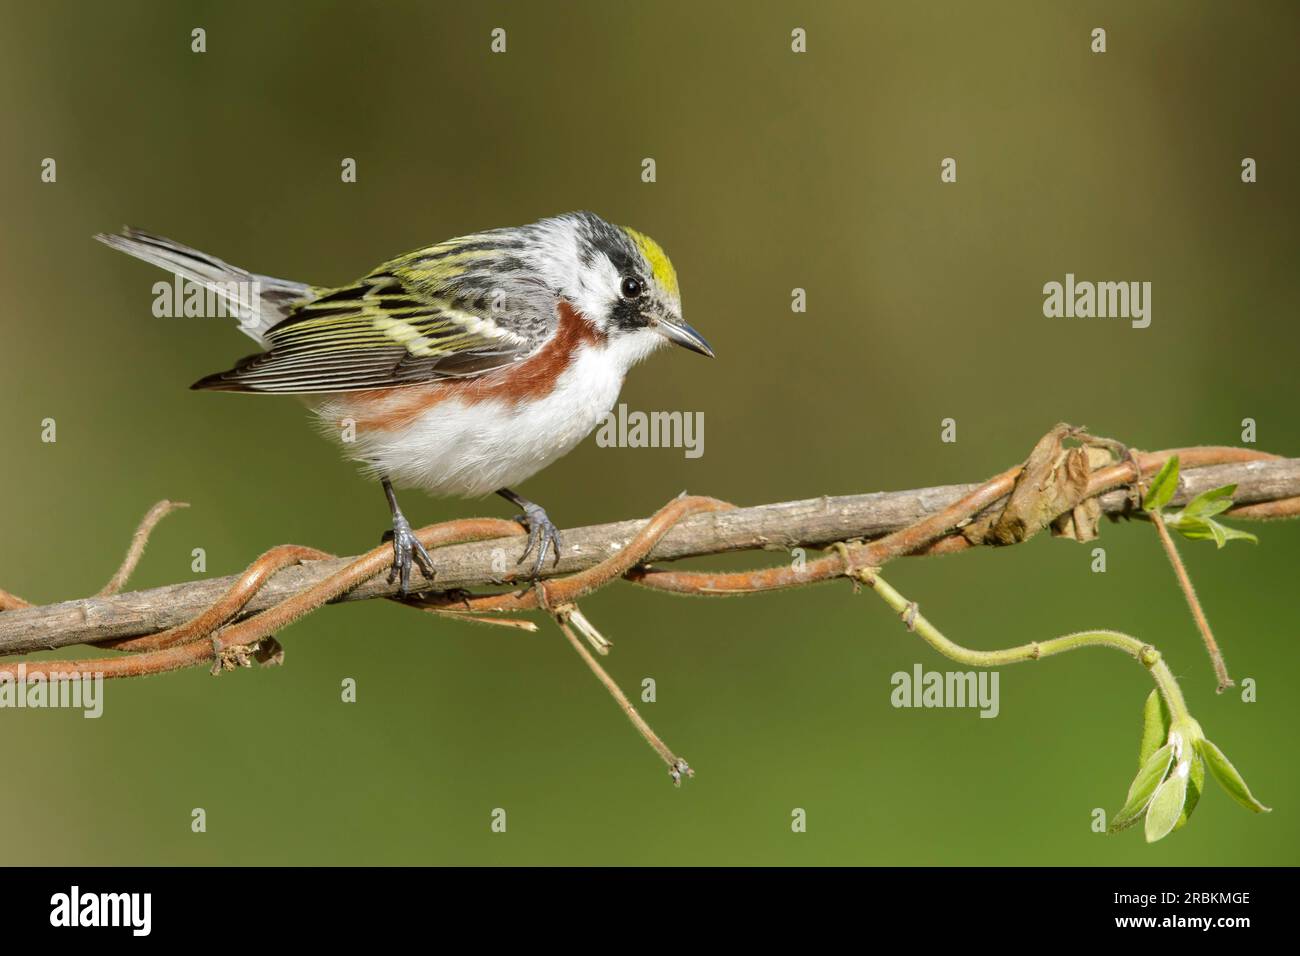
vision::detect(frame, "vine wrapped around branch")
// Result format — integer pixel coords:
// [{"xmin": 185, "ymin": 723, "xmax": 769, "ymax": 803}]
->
[
  {"xmin": 0, "ymin": 431, "xmax": 1293, "ymax": 811},
  {"xmin": 1, "ymin": 447, "xmax": 1296, "ymax": 652}
]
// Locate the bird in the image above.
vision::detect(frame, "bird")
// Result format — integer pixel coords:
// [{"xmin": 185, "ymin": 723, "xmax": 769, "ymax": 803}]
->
[{"xmin": 96, "ymin": 211, "xmax": 713, "ymax": 594}]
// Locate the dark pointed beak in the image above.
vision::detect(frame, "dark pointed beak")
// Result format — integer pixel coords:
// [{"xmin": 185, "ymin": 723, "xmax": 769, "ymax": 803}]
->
[{"xmin": 655, "ymin": 318, "xmax": 715, "ymax": 358}]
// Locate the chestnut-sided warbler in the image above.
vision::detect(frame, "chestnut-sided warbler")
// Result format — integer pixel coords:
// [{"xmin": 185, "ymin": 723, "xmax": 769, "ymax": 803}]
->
[{"xmin": 96, "ymin": 212, "xmax": 713, "ymax": 592}]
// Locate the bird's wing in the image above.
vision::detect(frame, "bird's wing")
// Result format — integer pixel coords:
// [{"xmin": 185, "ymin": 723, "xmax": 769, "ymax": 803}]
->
[{"xmin": 191, "ymin": 239, "xmax": 554, "ymax": 394}]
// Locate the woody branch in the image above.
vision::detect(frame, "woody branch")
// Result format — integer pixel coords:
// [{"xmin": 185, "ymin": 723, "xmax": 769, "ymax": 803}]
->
[{"xmin": 1, "ymin": 448, "xmax": 1296, "ymax": 654}]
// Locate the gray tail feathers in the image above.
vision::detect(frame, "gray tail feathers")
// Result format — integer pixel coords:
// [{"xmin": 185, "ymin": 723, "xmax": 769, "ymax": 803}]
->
[{"xmin": 95, "ymin": 227, "xmax": 314, "ymax": 344}]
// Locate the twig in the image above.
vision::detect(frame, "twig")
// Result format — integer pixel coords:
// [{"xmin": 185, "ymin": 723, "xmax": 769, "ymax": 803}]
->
[
  {"xmin": 0, "ymin": 430, "xmax": 1293, "ymax": 787},
  {"xmin": 2, "ymin": 451, "xmax": 1295, "ymax": 651},
  {"xmin": 98, "ymin": 544, "xmax": 332, "ymax": 652},
  {"xmin": 1149, "ymin": 509, "xmax": 1233, "ymax": 693},
  {"xmin": 1127, "ymin": 452, "xmax": 1233, "ymax": 693},
  {"xmin": 853, "ymin": 568, "xmax": 1193, "ymax": 727},
  {"xmin": 2, "ymin": 519, "xmax": 521, "ymax": 680},
  {"xmin": 551, "ymin": 605, "xmax": 691, "ymax": 785},
  {"xmin": 630, "ymin": 450, "xmax": 1293, "ymax": 596},
  {"xmin": 97, "ymin": 500, "xmax": 189, "ymax": 596}
]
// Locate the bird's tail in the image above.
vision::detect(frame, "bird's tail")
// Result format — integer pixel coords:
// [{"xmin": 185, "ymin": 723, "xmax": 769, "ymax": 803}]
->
[{"xmin": 95, "ymin": 227, "xmax": 314, "ymax": 343}]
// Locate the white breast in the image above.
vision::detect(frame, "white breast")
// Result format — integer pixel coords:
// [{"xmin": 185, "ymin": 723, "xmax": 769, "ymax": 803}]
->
[{"xmin": 321, "ymin": 336, "xmax": 655, "ymax": 497}]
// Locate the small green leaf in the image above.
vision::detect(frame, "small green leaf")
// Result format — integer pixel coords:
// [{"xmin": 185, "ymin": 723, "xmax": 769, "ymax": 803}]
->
[
  {"xmin": 1143, "ymin": 456, "xmax": 1180, "ymax": 513},
  {"xmin": 1145, "ymin": 760, "xmax": 1191, "ymax": 843},
  {"xmin": 1138, "ymin": 690, "xmax": 1171, "ymax": 768},
  {"xmin": 1169, "ymin": 514, "xmax": 1208, "ymax": 537},
  {"xmin": 1213, "ymin": 522, "xmax": 1259, "ymax": 547},
  {"xmin": 1111, "ymin": 743, "xmax": 1174, "ymax": 833},
  {"xmin": 1174, "ymin": 753, "xmax": 1205, "ymax": 831},
  {"xmin": 1198, "ymin": 739, "xmax": 1271, "ymax": 813},
  {"xmin": 1172, "ymin": 515, "xmax": 1258, "ymax": 548},
  {"xmin": 1181, "ymin": 484, "xmax": 1237, "ymax": 519}
]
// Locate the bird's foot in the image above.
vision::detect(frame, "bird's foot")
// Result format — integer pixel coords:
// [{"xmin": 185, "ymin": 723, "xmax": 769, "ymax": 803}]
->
[
  {"xmin": 514, "ymin": 502, "xmax": 563, "ymax": 580},
  {"xmin": 382, "ymin": 513, "xmax": 436, "ymax": 596}
]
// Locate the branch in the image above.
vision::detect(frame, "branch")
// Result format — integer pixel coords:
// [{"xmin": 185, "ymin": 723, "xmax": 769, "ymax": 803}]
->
[{"xmin": 2, "ymin": 449, "xmax": 1296, "ymax": 653}]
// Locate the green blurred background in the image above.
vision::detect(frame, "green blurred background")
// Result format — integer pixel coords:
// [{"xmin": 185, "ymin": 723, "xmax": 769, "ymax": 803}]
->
[{"xmin": 1, "ymin": 0, "xmax": 1297, "ymax": 865}]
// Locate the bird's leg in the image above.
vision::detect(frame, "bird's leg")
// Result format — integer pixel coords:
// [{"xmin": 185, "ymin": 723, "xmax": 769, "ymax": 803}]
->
[
  {"xmin": 380, "ymin": 477, "xmax": 436, "ymax": 595},
  {"xmin": 497, "ymin": 488, "xmax": 563, "ymax": 580}
]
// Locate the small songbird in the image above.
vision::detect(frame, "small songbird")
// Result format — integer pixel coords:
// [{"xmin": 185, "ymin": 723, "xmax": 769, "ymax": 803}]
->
[{"xmin": 96, "ymin": 212, "xmax": 713, "ymax": 593}]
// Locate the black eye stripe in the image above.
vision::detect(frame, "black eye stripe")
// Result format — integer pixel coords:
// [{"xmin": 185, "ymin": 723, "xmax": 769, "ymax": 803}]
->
[
  {"xmin": 621, "ymin": 275, "xmax": 643, "ymax": 299},
  {"xmin": 609, "ymin": 297, "xmax": 648, "ymax": 331}
]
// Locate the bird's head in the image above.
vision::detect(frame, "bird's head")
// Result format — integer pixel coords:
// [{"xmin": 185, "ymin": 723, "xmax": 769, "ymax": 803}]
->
[{"xmin": 536, "ymin": 211, "xmax": 714, "ymax": 362}]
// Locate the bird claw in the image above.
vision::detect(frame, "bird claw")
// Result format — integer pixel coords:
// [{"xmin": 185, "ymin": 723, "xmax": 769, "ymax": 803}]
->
[
  {"xmin": 383, "ymin": 514, "xmax": 436, "ymax": 595},
  {"xmin": 514, "ymin": 503, "xmax": 563, "ymax": 580}
]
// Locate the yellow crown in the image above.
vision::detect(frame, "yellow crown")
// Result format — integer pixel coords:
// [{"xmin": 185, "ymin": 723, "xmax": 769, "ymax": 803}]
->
[{"xmin": 621, "ymin": 226, "xmax": 679, "ymax": 300}]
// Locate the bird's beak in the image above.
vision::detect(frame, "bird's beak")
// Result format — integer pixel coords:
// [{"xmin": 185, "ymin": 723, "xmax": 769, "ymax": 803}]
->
[{"xmin": 654, "ymin": 317, "xmax": 715, "ymax": 358}]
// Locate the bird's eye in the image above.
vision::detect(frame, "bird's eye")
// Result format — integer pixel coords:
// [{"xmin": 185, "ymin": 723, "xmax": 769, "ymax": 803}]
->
[{"xmin": 620, "ymin": 275, "xmax": 644, "ymax": 299}]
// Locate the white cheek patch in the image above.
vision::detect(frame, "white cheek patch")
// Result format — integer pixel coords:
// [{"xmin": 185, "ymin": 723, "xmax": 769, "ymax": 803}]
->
[
  {"xmin": 573, "ymin": 259, "xmax": 622, "ymax": 328},
  {"xmin": 527, "ymin": 220, "xmax": 623, "ymax": 333}
]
